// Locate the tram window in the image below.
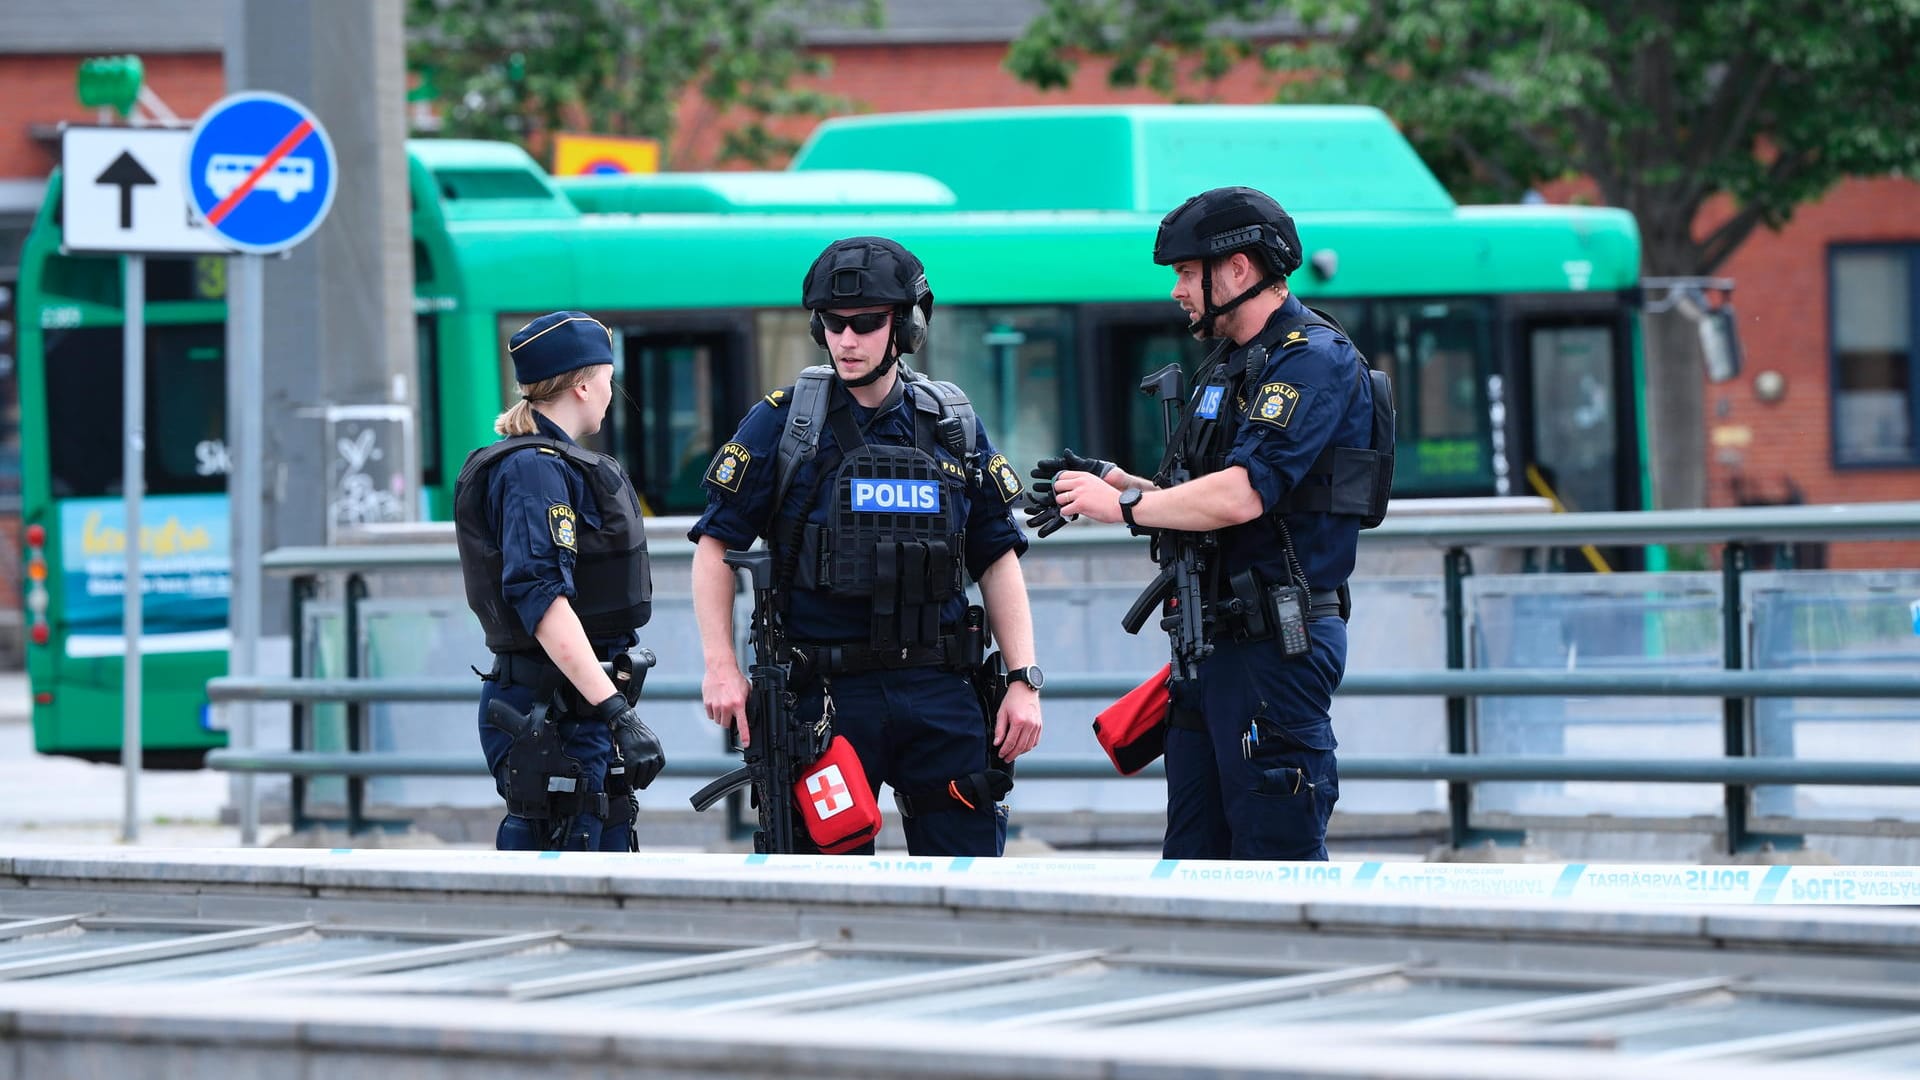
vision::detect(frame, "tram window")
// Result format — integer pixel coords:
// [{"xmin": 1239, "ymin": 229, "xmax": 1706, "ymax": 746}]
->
[
  {"xmin": 922, "ymin": 306, "xmax": 1074, "ymax": 481},
  {"xmin": 1375, "ymin": 299, "xmax": 1496, "ymax": 495},
  {"xmin": 44, "ymin": 324, "xmax": 227, "ymax": 498},
  {"xmin": 1112, "ymin": 324, "xmax": 1201, "ymax": 469},
  {"xmin": 754, "ymin": 309, "xmax": 817, "ymax": 391},
  {"xmin": 416, "ymin": 316, "xmax": 442, "ymax": 488}
]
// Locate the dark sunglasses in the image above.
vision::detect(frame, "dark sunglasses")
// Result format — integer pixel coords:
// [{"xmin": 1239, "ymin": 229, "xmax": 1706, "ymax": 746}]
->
[{"xmin": 819, "ymin": 311, "xmax": 892, "ymax": 335}]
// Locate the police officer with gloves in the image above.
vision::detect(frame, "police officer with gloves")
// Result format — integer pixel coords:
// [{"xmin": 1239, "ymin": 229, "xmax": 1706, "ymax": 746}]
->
[
  {"xmin": 1035, "ymin": 188, "xmax": 1389, "ymax": 861},
  {"xmin": 689, "ymin": 236, "xmax": 1043, "ymax": 856},
  {"xmin": 454, "ymin": 311, "xmax": 665, "ymax": 851}
]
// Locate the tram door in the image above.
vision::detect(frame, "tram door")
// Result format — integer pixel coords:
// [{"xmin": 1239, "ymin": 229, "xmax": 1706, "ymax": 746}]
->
[
  {"xmin": 606, "ymin": 317, "xmax": 754, "ymax": 516},
  {"xmin": 1081, "ymin": 311, "xmax": 1207, "ymax": 469}
]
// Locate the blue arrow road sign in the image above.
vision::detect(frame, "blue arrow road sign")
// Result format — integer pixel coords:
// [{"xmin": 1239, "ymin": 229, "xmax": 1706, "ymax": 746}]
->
[{"xmin": 185, "ymin": 91, "xmax": 337, "ymax": 254}]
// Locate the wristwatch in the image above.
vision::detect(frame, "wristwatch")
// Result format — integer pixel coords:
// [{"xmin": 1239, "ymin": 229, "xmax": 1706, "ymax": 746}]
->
[
  {"xmin": 1007, "ymin": 664, "xmax": 1046, "ymax": 692},
  {"xmin": 1117, "ymin": 487, "xmax": 1145, "ymax": 529}
]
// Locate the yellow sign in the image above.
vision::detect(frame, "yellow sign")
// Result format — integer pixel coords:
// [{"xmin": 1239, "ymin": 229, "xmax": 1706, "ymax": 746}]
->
[{"xmin": 552, "ymin": 132, "xmax": 660, "ymax": 176}]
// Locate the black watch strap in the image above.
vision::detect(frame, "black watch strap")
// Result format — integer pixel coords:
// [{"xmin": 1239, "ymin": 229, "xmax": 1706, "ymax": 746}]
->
[{"xmin": 1119, "ymin": 489, "xmax": 1143, "ymax": 528}]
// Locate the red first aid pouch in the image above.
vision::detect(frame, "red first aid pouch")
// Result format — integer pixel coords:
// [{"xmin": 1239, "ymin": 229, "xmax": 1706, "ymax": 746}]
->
[
  {"xmin": 795, "ymin": 735, "xmax": 882, "ymax": 854},
  {"xmin": 1093, "ymin": 664, "xmax": 1173, "ymax": 776}
]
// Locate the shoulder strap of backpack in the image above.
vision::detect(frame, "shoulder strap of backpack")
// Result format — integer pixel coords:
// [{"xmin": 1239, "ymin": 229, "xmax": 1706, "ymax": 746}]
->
[
  {"xmin": 773, "ymin": 366, "xmax": 835, "ymax": 512},
  {"xmin": 903, "ymin": 369, "xmax": 977, "ymax": 457}
]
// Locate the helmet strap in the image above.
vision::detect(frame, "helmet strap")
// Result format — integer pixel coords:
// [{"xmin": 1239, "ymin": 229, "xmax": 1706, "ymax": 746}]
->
[
  {"xmin": 839, "ymin": 345, "xmax": 899, "ymax": 389},
  {"xmin": 1191, "ymin": 256, "xmax": 1279, "ymax": 339}
]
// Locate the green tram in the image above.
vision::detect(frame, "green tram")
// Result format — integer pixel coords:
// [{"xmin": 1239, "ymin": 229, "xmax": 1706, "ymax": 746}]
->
[{"xmin": 15, "ymin": 105, "xmax": 1643, "ymax": 762}]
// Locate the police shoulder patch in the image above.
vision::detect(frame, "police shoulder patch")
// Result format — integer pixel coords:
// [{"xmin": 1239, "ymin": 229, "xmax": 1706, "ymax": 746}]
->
[
  {"xmin": 706, "ymin": 441, "xmax": 752, "ymax": 494},
  {"xmin": 548, "ymin": 503, "xmax": 578, "ymax": 551},
  {"xmin": 1251, "ymin": 382, "xmax": 1301, "ymax": 428},
  {"xmin": 762, "ymin": 387, "xmax": 789, "ymax": 408},
  {"xmin": 988, "ymin": 453, "xmax": 1023, "ymax": 503},
  {"xmin": 1280, "ymin": 327, "xmax": 1312, "ymax": 349}
]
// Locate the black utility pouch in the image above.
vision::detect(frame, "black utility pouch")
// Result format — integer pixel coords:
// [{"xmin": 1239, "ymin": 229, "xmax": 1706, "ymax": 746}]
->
[{"xmin": 1267, "ymin": 585, "xmax": 1312, "ymax": 658}]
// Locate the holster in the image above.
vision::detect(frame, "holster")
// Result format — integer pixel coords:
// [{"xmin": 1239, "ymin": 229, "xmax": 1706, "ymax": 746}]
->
[
  {"xmin": 1093, "ymin": 663, "xmax": 1173, "ymax": 776},
  {"xmin": 795, "ymin": 735, "xmax": 883, "ymax": 854}
]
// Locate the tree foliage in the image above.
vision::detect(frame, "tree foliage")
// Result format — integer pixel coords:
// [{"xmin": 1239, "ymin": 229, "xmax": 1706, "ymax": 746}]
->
[
  {"xmin": 407, "ymin": 0, "xmax": 880, "ymax": 165},
  {"xmin": 1007, "ymin": 0, "xmax": 1920, "ymax": 273}
]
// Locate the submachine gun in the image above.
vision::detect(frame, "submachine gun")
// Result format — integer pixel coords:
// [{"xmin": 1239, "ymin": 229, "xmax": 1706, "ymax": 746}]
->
[
  {"xmin": 1119, "ymin": 362, "xmax": 1214, "ymax": 684},
  {"xmin": 689, "ymin": 548, "xmax": 831, "ymax": 854}
]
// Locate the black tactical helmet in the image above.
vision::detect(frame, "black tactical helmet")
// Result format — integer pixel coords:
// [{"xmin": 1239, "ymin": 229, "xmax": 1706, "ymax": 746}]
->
[
  {"xmin": 803, "ymin": 236, "xmax": 933, "ymax": 317},
  {"xmin": 1153, "ymin": 186, "xmax": 1302, "ymax": 278}
]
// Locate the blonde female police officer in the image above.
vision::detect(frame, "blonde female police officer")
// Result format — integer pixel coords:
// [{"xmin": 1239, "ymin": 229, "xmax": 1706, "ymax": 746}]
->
[
  {"xmin": 1038, "ymin": 189, "xmax": 1379, "ymax": 861},
  {"xmin": 689, "ymin": 237, "xmax": 1043, "ymax": 857},
  {"xmin": 454, "ymin": 311, "xmax": 665, "ymax": 851}
]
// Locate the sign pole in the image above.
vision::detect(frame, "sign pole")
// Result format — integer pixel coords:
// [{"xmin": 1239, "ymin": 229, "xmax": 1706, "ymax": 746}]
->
[
  {"xmin": 231, "ymin": 252, "xmax": 263, "ymax": 847},
  {"xmin": 121, "ymin": 253, "xmax": 145, "ymax": 844}
]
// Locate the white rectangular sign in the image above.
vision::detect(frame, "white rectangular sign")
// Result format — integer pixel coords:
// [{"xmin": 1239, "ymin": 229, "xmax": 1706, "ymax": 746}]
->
[{"xmin": 60, "ymin": 127, "xmax": 231, "ymax": 255}]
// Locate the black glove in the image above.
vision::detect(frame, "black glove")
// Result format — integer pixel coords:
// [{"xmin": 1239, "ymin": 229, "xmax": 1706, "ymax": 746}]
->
[
  {"xmin": 1032, "ymin": 447, "xmax": 1116, "ymax": 482},
  {"xmin": 1024, "ymin": 448, "xmax": 1113, "ymax": 539},
  {"xmin": 1022, "ymin": 492, "xmax": 1072, "ymax": 538},
  {"xmin": 592, "ymin": 694, "xmax": 666, "ymax": 791}
]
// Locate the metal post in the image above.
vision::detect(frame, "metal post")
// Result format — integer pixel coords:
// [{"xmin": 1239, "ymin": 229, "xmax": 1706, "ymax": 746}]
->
[
  {"xmin": 1718, "ymin": 542, "xmax": 1800, "ymax": 853},
  {"xmin": 344, "ymin": 573, "xmax": 368, "ymax": 835},
  {"xmin": 229, "ymin": 253, "xmax": 265, "ymax": 845},
  {"xmin": 1442, "ymin": 546, "xmax": 1524, "ymax": 851},
  {"xmin": 289, "ymin": 575, "xmax": 316, "ymax": 833},
  {"xmin": 120, "ymin": 254, "xmax": 145, "ymax": 844},
  {"xmin": 1720, "ymin": 541, "xmax": 1748, "ymax": 853},
  {"xmin": 1443, "ymin": 547, "xmax": 1472, "ymax": 848}
]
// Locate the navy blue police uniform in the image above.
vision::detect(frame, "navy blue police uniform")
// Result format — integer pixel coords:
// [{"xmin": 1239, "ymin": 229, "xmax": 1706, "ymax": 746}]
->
[
  {"xmin": 1162, "ymin": 291, "xmax": 1372, "ymax": 861},
  {"xmin": 455, "ymin": 311, "xmax": 659, "ymax": 853},
  {"xmin": 474, "ymin": 411, "xmax": 638, "ymax": 851},
  {"xmin": 689, "ymin": 378, "xmax": 1029, "ymax": 856}
]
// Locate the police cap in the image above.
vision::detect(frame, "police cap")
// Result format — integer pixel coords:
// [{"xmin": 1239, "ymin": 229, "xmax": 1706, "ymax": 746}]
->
[
  {"xmin": 508, "ymin": 311, "xmax": 614, "ymax": 386},
  {"xmin": 802, "ymin": 236, "xmax": 934, "ymax": 318},
  {"xmin": 1153, "ymin": 186, "xmax": 1303, "ymax": 277}
]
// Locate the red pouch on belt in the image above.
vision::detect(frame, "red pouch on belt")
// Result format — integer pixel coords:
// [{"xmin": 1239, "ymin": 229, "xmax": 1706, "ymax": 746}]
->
[
  {"xmin": 795, "ymin": 735, "xmax": 882, "ymax": 854},
  {"xmin": 1093, "ymin": 664, "xmax": 1173, "ymax": 775}
]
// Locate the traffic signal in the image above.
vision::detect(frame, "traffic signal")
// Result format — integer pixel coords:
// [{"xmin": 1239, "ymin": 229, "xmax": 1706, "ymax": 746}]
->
[{"xmin": 76, "ymin": 55, "xmax": 144, "ymax": 117}]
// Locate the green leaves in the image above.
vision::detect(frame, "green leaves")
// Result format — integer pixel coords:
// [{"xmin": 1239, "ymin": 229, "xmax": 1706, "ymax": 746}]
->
[
  {"xmin": 1007, "ymin": 0, "xmax": 1920, "ymax": 273},
  {"xmin": 407, "ymin": 0, "xmax": 880, "ymax": 165}
]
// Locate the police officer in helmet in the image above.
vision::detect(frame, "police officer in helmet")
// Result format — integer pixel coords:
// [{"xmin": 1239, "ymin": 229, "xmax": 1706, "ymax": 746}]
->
[
  {"xmin": 1038, "ymin": 188, "xmax": 1375, "ymax": 860},
  {"xmin": 690, "ymin": 237, "xmax": 1044, "ymax": 856},
  {"xmin": 454, "ymin": 311, "xmax": 665, "ymax": 851}
]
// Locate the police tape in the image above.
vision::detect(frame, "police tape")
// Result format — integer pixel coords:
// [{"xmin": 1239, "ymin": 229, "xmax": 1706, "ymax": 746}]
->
[
  {"xmin": 716, "ymin": 853, "xmax": 1920, "ymax": 905},
  {"xmin": 314, "ymin": 850, "xmax": 1920, "ymax": 905}
]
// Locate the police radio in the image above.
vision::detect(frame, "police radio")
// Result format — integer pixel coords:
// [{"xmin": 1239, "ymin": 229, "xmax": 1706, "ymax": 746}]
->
[{"xmin": 935, "ymin": 415, "xmax": 967, "ymax": 458}]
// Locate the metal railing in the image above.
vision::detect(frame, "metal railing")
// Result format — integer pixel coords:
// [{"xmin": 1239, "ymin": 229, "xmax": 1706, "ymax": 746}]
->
[{"xmin": 205, "ymin": 500, "xmax": 1920, "ymax": 851}]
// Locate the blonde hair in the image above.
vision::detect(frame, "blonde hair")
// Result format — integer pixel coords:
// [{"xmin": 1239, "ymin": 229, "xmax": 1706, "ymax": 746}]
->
[{"xmin": 492, "ymin": 368, "xmax": 597, "ymax": 436}]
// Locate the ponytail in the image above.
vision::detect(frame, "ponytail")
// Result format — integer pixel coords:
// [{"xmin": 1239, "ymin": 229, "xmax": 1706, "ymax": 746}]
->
[{"xmin": 491, "ymin": 368, "xmax": 595, "ymax": 436}]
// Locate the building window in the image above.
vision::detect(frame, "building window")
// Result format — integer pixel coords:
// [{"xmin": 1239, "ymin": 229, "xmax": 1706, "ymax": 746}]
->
[{"xmin": 1831, "ymin": 245, "xmax": 1918, "ymax": 466}]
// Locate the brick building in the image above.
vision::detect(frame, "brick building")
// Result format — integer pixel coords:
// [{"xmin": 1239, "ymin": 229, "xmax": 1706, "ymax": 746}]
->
[{"xmin": 2, "ymin": 1, "xmax": 1916, "ymax": 582}]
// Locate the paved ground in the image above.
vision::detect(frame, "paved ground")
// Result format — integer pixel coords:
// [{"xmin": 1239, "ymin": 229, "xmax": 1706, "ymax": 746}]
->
[{"xmin": 0, "ymin": 672, "xmax": 291, "ymax": 846}]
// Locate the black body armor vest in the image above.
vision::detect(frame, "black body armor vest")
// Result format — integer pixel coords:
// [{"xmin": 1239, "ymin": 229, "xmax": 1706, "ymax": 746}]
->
[
  {"xmin": 779, "ymin": 388, "xmax": 969, "ymax": 650},
  {"xmin": 454, "ymin": 436, "xmax": 653, "ymax": 653}
]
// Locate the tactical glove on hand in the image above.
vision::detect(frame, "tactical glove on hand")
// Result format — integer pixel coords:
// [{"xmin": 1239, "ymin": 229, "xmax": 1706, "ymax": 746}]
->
[
  {"xmin": 592, "ymin": 694, "xmax": 666, "ymax": 790},
  {"xmin": 1034, "ymin": 448, "xmax": 1116, "ymax": 481},
  {"xmin": 1024, "ymin": 448, "xmax": 1117, "ymax": 538}
]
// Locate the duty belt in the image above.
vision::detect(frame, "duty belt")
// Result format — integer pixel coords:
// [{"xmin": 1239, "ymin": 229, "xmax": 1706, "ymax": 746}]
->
[
  {"xmin": 487, "ymin": 647, "xmax": 626, "ymax": 701},
  {"xmin": 793, "ymin": 635, "xmax": 971, "ymax": 675},
  {"xmin": 1203, "ymin": 594, "xmax": 1346, "ymax": 645}
]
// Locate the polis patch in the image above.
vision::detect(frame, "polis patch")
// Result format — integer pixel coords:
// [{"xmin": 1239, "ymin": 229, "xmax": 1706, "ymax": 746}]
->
[
  {"xmin": 707, "ymin": 442, "xmax": 751, "ymax": 494},
  {"xmin": 1194, "ymin": 385, "xmax": 1226, "ymax": 420},
  {"xmin": 548, "ymin": 503, "xmax": 578, "ymax": 551},
  {"xmin": 1251, "ymin": 382, "xmax": 1301, "ymax": 428},
  {"xmin": 988, "ymin": 453, "xmax": 1023, "ymax": 503},
  {"xmin": 848, "ymin": 477, "xmax": 942, "ymax": 513}
]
